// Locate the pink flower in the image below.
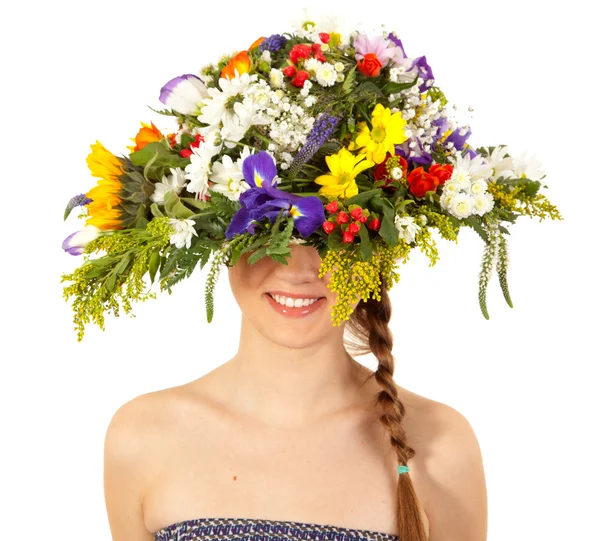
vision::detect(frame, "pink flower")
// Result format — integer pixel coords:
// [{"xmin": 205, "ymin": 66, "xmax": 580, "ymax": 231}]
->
[{"xmin": 353, "ymin": 34, "xmax": 402, "ymax": 68}]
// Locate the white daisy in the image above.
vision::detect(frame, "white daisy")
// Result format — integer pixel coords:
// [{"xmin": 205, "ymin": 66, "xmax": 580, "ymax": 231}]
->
[
  {"xmin": 511, "ymin": 151, "xmax": 545, "ymax": 180},
  {"xmin": 183, "ymin": 133, "xmax": 222, "ymax": 199},
  {"xmin": 451, "ymin": 152, "xmax": 493, "ymax": 182},
  {"xmin": 394, "ymin": 215, "xmax": 421, "ymax": 244},
  {"xmin": 150, "ymin": 167, "xmax": 187, "ymax": 204},
  {"xmin": 488, "ymin": 145, "xmax": 515, "ymax": 181},
  {"xmin": 316, "ymin": 63, "xmax": 337, "ymax": 86},
  {"xmin": 168, "ymin": 218, "xmax": 198, "ymax": 249},
  {"xmin": 209, "ymin": 146, "xmax": 254, "ymax": 201}
]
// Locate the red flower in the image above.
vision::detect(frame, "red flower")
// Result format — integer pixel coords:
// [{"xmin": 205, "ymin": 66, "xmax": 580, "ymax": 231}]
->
[
  {"xmin": 311, "ymin": 43, "xmax": 327, "ymax": 62},
  {"xmin": 190, "ymin": 133, "xmax": 205, "ymax": 149},
  {"xmin": 357, "ymin": 53, "xmax": 383, "ymax": 77},
  {"xmin": 367, "ymin": 218, "xmax": 381, "ymax": 231},
  {"xmin": 374, "ymin": 154, "xmax": 408, "ymax": 184},
  {"xmin": 325, "ymin": 200, "xmax": 339, "ymax": 213},
  {"xmin": 291, "ymin": 70, "xmax": 310, "ymax": 88},
  {"xmin": 336, "ymin": 211, "xmax": 350, "ymax": 224},
  {"xmin": 282, "ymin": 65, "xmax": 297, "ymax": 77},
  {"xmin": 342, "ymin": 231, "xmax": 355, "ymax": 243},
  {"xmin": 322, "ymin": 221, "xmax": 336, "ymax": 234},
  {"xmin": 407, "ymin": 167, "xmax": 440, "ymax": 197},
  {"xmin": 319, "ymin": 33, "xmax": 331, "ymax": 43},
  {"xmin": 347, "ymin": 221, "xmax": 361, "ymax": 234},
  {"xmin": 289, "ymin": 44, "xmax": 312, "ymax": 64},
  {"xmin": 428, "ymin": 163, "xmax": 453, "ymax": 186},
  {"xmin": 180, "ymin": 148, "xmax": 193, "ymax": 158}
]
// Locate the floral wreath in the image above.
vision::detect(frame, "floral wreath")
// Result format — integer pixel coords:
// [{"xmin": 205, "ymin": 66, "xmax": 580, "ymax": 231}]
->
[{"xmin": 61, "ymin": 16, "xmax": 563, "ymax": 341}]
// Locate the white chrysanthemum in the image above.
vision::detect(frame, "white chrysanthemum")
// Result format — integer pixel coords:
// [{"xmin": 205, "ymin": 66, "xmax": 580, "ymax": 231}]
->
[
  {"xmin": 394, "ymin": 215, "xmax": 421, "ymax": 244},
  {"xmin": 511, "ymin": 151, "xmax": 545, "ymax": 180},
  {"xmin": 472, "ymin": 192, "xmax": 495, "ymax": 216},
  {"xmin": 269, "ymin": 68, "xmax": 284, "ymax": 88},
  {"xmin": 440, "ymin": 193, "xmax": 455, "ymax": 209},
  {"xmin": 488, "ymin": 145, "xmax": 515, "ymax": 181},
  {"xmin": 447, "ymin": 193, "xmax": 475, "ymax": 219},
  {"xmin": 316, "ymin": 63, "xmax": 337, "ymax": 86},
  {"xmin": 450, "ymin": 167, "xmax": 472, "ymax": 190},
  {"xmin": 209, "ymin": 147, "xmax": 253, "ymax": 201},
  {"xmin": 334, "ymin": 62, "xmax": 345, "ymax": 72},
  {"xmin": 304, "ymin": 58, "xmax": 321, "ymax": 75},
  {"xmin": 151, "ymin": 167, "xmax": 187, "ymax": 204},
  {"xmin": 168, "ymin": 218, "xmax": 198, "ymax": 249},
  {"xmin": 184, "ymin": 133, "xmax": 222, "ymax": 199},
  {"xmin": 469, "ymin": 178, "xmax": 489, "ymax": 195}
]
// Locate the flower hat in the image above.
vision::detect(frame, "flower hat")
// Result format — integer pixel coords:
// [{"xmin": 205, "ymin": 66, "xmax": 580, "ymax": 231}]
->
[{"xmin": 61, "ymin": 14, "xmax": 562, "ymax": 341}]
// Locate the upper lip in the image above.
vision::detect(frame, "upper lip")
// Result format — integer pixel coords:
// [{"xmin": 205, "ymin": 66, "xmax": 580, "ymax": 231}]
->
[{"xmin": 267, "ymin": 291, "xmax": 325, "ymax": 299}]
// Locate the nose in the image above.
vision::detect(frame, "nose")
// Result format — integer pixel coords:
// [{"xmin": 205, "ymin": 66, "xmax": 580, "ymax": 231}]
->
[{"xmin": 271, "ymin": 245, "xmax": 321, "ymax": 284}]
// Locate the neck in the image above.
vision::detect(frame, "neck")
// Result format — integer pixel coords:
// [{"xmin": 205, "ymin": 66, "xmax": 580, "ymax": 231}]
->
[{"xmin": 219, "ymin": 314, "xmax": 369, "ymax": 428}]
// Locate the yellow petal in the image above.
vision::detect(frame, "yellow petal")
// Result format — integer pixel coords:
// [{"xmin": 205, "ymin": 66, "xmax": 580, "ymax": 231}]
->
[{"xmin": 314, "ymin": 174, "xmax": 338, "ymax": 186}]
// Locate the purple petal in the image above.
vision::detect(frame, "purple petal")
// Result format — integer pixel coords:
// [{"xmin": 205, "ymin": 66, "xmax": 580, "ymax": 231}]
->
[
  {"xmin": 225, "ymin": 207, "xmax": 254, "ymax": 239},
  {"xmin": 446, "ymin": 127, "xmax": 472, "ymax": 151},
  {"xmin": 242, "ymin": 151, "xmax": 278, "ymax": 189},
  {"xmin": 387, "ymin": 32, "xmax": 407, "ymax": 58},
  {"xmin": 287, "ymin": 195, "xmax": 325, "ymax": 238}
]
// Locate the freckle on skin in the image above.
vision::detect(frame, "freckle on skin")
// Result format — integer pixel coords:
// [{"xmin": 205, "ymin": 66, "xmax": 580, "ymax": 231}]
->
[{"xmin": 233, "ymin": 475, "xmax": 237, "ymax": 480}]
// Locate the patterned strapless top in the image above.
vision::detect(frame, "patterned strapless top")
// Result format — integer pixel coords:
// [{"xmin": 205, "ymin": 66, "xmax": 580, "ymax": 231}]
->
[{"xmin": 154, "ymin": 517, "xmax": 400, "ymax": 541}]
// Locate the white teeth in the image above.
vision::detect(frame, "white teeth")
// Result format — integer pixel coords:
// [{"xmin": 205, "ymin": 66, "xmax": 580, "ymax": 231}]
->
[{"xmin": 271, "ymin": 294, "xmax": 320, "ymax": 308}]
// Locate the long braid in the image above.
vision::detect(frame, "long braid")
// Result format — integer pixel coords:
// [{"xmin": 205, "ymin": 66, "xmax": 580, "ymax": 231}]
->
[{"xmin": 346, "ymin": 277, "xmax": 428, "ymax": 541}]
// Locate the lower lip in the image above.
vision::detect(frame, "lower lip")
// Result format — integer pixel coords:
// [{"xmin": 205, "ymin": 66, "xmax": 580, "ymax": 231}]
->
[{"xmin": 265, "ymin": 293, "xmax": 326, "ymax": 318}]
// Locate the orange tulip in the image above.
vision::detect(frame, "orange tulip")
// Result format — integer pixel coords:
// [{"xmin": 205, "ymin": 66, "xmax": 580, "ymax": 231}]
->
[
  {"xmin": 127, "ymin": 121, "xmax": 163, "ymax": 152},
  {"xmin": 221, "ymin": 50, "xmax": 251, "ymax": 80}
]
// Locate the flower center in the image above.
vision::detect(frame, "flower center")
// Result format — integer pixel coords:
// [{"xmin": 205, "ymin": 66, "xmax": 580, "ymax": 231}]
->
[
  {"xmin": 225, "ymin": 94, "xmax": 243, "ymax": 110},
  {"xmin": 371, "ymin": 126, "xmax": 386, "ymax": 142}
]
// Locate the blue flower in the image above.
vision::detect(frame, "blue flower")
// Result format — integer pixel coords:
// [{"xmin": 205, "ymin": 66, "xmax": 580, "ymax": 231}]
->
[{"xmin": 225, "ymin": 151, "xmax": 325, "ymax": 239}]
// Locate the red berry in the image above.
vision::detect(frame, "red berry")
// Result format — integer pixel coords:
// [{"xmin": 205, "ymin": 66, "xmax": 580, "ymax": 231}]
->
[
  {"xmin": 367, "ymin": 218, "xmax": 381, "ymax": 231},
  {"xmin": 319, "ymin": 32, "xmax": 331, "ymax": 44},
  {"xmin": 325, "ymin": 200, "xmax": 339, "ymax": 213},
  {"xmin": 342, "ymin": 231, "xmax": 355, "ymax": 243},
  {"xmin": 282, "ymin": 65, "xmax": 297, "ymax": 77},
  {"xmin": 350, "ymin": 207, "xmax": 363, "ymax": 220},
  {"xmin": 336, "ymin": 211, "xmax": 350, "ymax": 224},
  {"xmin": 348, "ymin": 221, "xmax": 361, "ymax": 234},
  {"xmin": 322, "ymin": 221, "xmax": 335, "ymax": 234},
  {"xmin": 358, "ymin": 215, "xmax": 369, "ymax": 224}
]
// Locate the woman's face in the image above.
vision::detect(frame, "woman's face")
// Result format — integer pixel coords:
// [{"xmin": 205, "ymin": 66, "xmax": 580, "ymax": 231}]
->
[{"xmin": 228, "ymin": 243, "xmax": 357, "ymax": 348}]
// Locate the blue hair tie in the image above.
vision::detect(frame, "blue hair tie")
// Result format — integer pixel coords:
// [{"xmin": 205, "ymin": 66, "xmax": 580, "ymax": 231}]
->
[{"xmin": 398, "ymin": 465, "xmax": 409, "ymax": 475}]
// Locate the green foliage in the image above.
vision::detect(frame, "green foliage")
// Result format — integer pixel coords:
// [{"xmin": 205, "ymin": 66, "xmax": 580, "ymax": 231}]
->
[{"xmin": 129, "ymin": 141, "xmax": 189, "ymax": 181}]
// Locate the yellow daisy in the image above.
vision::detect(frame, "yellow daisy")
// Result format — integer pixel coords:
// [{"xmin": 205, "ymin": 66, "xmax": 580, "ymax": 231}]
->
[
  {"xmin": 352, "ymin": 103, "xmax": 408, "ymax": 164},
  {"xmin": 84, "ymin": 141, "xmax": 124, "ymax": 230},
  {"xmin": 315, "ymin": 147, "xmax": 374, "ymax": 199}
]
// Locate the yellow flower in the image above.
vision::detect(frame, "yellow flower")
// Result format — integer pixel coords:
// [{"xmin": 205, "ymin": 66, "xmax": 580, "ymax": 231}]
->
[
  {"xmin": 314, "ymin": 147, "xmax": 374, "ymax": 199},
  {"xmin": 352, "ymin": 103, "xmax": 408, "ymax": 164},
  {"xmin": 84, "ymin": 141, "xmax": 124, "ymax": 230}
]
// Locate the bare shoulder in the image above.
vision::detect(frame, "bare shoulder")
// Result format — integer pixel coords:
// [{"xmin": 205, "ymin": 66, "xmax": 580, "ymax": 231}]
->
[
  {"xmin": 103, "ymin": 387, "xmax": 187, "ymax": 540},
  {"xmin": 397, "ymin": 386, "xmax": 488, "ymax": 541}
]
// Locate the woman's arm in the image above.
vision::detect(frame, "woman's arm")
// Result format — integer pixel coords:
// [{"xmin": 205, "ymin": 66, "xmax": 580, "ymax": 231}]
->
[
  {"xmin": 104, "ymin": 398, "xmax": 156, "ymax": 541},
  {"xmin": 420, "ymin": 404, "xmax": 488, "ymax": 541}
]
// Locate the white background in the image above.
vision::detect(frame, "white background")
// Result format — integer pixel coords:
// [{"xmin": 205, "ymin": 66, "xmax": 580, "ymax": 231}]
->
[{"xmin": 1, "ymin": 0, "xmax": 597, "ymax": 539}]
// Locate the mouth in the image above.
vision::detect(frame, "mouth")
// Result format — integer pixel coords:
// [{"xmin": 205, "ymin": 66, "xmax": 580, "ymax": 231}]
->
[{"xmin": 265, "ymin": 292, "xmax": 327, "ymax": 316}]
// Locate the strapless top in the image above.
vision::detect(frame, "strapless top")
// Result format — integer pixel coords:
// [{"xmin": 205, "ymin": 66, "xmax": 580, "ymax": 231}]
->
[{"xmin": 154, "ymin": 516, "xmax": 400, "ymax": 541}]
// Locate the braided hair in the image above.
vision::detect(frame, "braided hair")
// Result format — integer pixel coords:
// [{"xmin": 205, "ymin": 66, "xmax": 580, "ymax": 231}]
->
[{"xmin": 345, "ymin": 275, "xmax": 428, "ymax": 541}]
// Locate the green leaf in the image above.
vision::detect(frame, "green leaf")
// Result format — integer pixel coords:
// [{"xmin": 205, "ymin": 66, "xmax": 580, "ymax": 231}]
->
[
  {"xmin": 345, "ymin": 188, "xmax": 382, "ymax": 208},
  {"xmin": 247, "ymin": 246, "xmax": 268, "ymax": 265},
  {"xmin": 464, "ymin": 216, "xmax": 489, "ymax": 243},
  {"xmin": 114, "ymin": 251, "xmax": 133, "ymax": 275},
  {"xmin": 150, "ymin": 203, "xmax": 165, "ymax": 218},
  {"xmin": 164, "ymin": 190, "xmax": 195, "ymax": 219},
  {"xmin": 378, "ymin": 214, "xmax": 399, "ymax": 245},
  {"xmin": 105, "ymin": 272, "xmax": 117, "ymax": 293},
  {"xmin": 327, "ymin": 228, "xmax": 344, "ymax": 250},
  {"xmin": 339, "ymin": 65, "xmax": 356, "ymax": 96},
  {"xmin": 358, "ymin": 223, "xmax": 372, "ymax": 260},
  {"xmin": 148, "ymin": 250, "xmax": 160, "ymax": 284},
  {"xmin": 382, "ymin": 76, "xmax": 419, "ymax": 94}
]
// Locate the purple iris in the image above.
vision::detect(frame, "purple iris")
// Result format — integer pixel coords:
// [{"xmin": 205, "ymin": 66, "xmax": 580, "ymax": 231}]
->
[
  {"xmin": 225, "ymin": 151, "xmax": 325, "ymax": 239},
  {"xmin": 387, "ymin": 32, "xmax": 434, "ymax": 92}
]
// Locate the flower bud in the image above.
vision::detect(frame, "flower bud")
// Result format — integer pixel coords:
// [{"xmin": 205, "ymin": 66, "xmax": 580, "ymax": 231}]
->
[
  {"xmin": 325, "ymin": 200, "xmax": 339, "ymax": 213},
  {"xmin": 347, "ymin": 221, "xmax": 361, "ymax": 234},
  {"xmin": 336, "ymin": 211, "xmax": 350, "ymax": 224},
  {"xmin": 367, "ymin": 218, "xmax": 381, "ymax": 231},
  {"xmin": 322, "ymin": 220, "xmax": 335, "ymax": 234},
  {"xmin": 342, "ymin": 231, "xmax": 355, "ymax": 243},
  {"xmin": 350, "ymin": 207, "xmax": 363, "ymax": 221}
]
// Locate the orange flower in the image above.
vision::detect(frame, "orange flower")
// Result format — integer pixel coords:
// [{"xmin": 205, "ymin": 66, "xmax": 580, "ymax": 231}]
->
[
  {"xmin": 357, "ymin": 53, "xmax": 383, "ymax": 77},
  {"xmin": 221, "ymin": 50, "xmax": 251, "ymax": 80},
  {"xmin": 127, "ymin": 121, "xmax": 163, "ymax": 152},
  {"xmin": 249, "ymin": 36, "xmax": 264, "ymax": 50}
]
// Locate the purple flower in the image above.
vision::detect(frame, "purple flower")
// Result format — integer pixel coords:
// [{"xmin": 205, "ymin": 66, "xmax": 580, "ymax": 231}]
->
[
  {"xmin": 387, "ymin": 32, "xmax": 434, "ymax": 92},
  {"xmin": 159, "ymin": 74, "xmax": 209, "ymax": 115},
  {"xmin": 288, "ymin": 112, "xmax": 342, "ymax": 177},
  {"xmin": 226, "ymin": 152, "xmax": 325, "ymax": 239},
  {"xmin": 395, "ymin": 139, "xmax": 433, "ymax": 168},
  {"xmin": 62, "ymin": 225, "xmax": 101, "ymax": 256},
  {"xmin": 260, "ymin": 34, "xmax": 287, "ymax": 53},
  {"xmin": 64, "ymin": 193, "xmax": 92, "ymax": 220},
  {"xmin": 445, "ymin": 127, "xmax": 472, "ymax": 151}
]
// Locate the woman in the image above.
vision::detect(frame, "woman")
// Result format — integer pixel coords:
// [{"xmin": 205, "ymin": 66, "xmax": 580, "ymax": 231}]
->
[{"xmin": 103, "ymin": 242, "xmax": 487, "ymax": 541}]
